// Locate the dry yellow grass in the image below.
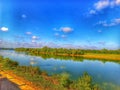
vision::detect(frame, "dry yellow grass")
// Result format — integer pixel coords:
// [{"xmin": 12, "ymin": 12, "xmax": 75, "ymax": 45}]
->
[{"xmin": 82, "ymin": 53, "xmax": 120, "ymax": 61}]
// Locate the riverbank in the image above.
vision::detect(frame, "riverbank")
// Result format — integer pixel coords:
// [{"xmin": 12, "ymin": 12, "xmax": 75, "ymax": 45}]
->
[
  {"xmin": 55, "ymin": 53, "xmax": 120, "ymax": 61},
  {"xmin": 0, "ymin": 56, "xmax": 101, "ymax": 90},
  {"xmin": 15, "ymin": 47, "xmax": 120, "ymax": 61},
  {"xmin": 31, "ymin": 52, "xmax": 120, "ymax": 61},
  {"xmin": 82, "ymin": 53, "xmax": 120, "ymax": 61},
  {"xmin": 0, "ymin": 56, "xmax": 41, "ymax": 90}
]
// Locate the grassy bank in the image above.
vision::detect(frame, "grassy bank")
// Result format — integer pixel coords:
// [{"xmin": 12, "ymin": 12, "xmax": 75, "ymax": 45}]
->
[
  {"xmin": 0, "ymin": 56, "xmax": 101, "ymax": 90},
  {"xmin": 82, "ymin": 53, "xmax": 120, "ymax": 61},
  {"xmin": 28, "ymin": 52, "xmax": 120, "ymax": 64},
  {"xmin": 15, "ymin": 47, "xmax": 120, "ymax": 61}
]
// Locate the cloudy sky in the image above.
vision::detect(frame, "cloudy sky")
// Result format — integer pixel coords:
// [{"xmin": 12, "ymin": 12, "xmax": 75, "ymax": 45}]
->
[{"xmin": 0, "ymin": 0, "xmax": 120, "ymax": 49}]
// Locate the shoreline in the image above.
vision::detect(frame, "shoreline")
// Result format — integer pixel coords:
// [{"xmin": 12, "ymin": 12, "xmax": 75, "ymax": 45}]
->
[
  {"xmin": 14, "ymin": 47, "xmax": 120, "ymax": 61},
  {"xmin": 30, "ymin": 52, "xmax": 120, "ymax": 61},
  {"xmin": 82, "ymin": 53, "xmax": 120, "ymax": 61}
]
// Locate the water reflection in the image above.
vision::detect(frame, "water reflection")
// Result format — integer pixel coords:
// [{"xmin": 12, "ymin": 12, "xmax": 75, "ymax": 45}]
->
[
  {"xmin": 0, "ymin": 50, "xmax": 120, "ymax": 88},
  {"xmin": 60, "ymin": 65, "xmax": 66, "ymax": 69},
  {"xmin": 30, "ymin": 57, "xmax": 37, "ymax": 66}
]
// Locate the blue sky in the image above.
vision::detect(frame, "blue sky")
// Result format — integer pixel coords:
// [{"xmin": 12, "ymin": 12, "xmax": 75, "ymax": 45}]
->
[{"xmin": 0, "ymin": 0, "xmax": 120, "ymax": 49}]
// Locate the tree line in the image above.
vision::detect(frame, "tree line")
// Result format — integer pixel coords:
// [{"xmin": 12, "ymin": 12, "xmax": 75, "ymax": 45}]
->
[
  {"xmin": 15, "ymin": 47, "xmax": 120, "ymax": 56},
  {"xmin": 15, "ymin": 46, "xmax": 85, "ymax": 56}
]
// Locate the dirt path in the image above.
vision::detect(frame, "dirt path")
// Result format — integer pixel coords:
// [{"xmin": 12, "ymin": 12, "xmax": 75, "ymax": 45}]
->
[
  {"xmin": 0, "ymin": 76, "xmax": 20, "ymax": 90},
  {"xmin": 0, "ymin": 70, "xmax": 40, "ymax": 90}
]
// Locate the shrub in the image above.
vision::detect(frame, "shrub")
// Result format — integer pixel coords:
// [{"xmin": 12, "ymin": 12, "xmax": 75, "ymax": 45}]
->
[
  {"xmin": 0, "ymin": 56, "xmax": 3, "ymax": 61},
  {"xmin": 4, "ymin": 58, "xmax": 19, "ymax": 68},
  {"xmin": 58, "ymin": 73, "xmax": 72, "ymax": 88}
]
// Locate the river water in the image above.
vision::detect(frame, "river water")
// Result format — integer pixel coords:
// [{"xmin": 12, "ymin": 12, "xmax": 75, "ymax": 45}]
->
[{"xmin": 0, "ymin": 50, "xmax": 120, "ymax": 90}]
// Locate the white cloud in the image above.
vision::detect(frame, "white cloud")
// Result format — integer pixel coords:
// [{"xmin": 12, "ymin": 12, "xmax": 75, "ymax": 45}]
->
[
  {"xmin": 116, "ymin": 0, "xmax": 120, "ymax": 5},
  {"xmin": 32, "ymin": 36, "xmax": 39, "ymax": 39},
  {"xmin": 103, "ymin": 22, "xmax": 116, "ymax": 26},
  {"xmin": 89, "ymin": 10, "xmax": 96, "ymax": 14},
  {"xmin": 105, "ymin": 18, "xmax": 120, "ymax": 26},
  {"xmin": 0, "ymin": 40, "xmax": 1, "ymax": 42},
  {"xmin": 26, "ymin": 32, "xmax": 32, "ymax": 35},
  {"xmin": 94, "ymin": 0, "xmax": 109, "ymax": 10},
  {"xmin": 96, "ymin": 18, "xmax": 120, "ymax": 27},
  {"xmin": 89, "ymin": 0, "xmax": 120, "ymax": 15},
  {"xmin": 0, "ymin": 27, "xmax": 9, "ymax": 32},
  {"xmin": 53, "ymin": 27, "xmax": 73, "ymax": 40},
  {"xmin": 97, "ymin": 21, "xmax": 107, "ymax": 24},
  {"xmin": 31, "ymin": 40, "xmax": 36, "ymax": 43},
  {"xmin": 114, "ymin": 18, "xmax": 120, "ymax": 24},
  {"xmin": 60, "ymin": 27, "xmax": 73, "ymax": 33},
  {"xmin": 53, "ymin": 27, "xmax": 74, "ymax": 33}
]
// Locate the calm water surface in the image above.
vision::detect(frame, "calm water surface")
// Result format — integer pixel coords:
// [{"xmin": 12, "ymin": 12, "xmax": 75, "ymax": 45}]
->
[{"xmin": 0, "ymin": 50, "xmax": 120, "ymax": 89}]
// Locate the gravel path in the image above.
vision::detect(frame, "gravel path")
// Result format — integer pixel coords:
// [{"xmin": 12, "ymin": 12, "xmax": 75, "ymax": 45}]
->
[
  {"xmin": 0, "ymin": 70, "xmax": 38, "ymax": 90},
  {"xmin": 0, "ymin": 75, "xmax": 20, "ymax": 90}
]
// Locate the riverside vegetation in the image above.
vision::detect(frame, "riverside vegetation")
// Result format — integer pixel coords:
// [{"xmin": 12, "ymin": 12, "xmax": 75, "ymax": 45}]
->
[
  {"xmin": 0, "ymin": 56, "xmax": 101, "ymax": 90},
  {"xmin": 15, "ymin": 47, "xmax": 120, "ymax": 61}
]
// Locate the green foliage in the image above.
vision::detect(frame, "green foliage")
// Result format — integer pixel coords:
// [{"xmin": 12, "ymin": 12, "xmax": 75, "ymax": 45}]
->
[
  {"xmin": 0, "ymin": 56, "xmax": 3, "ymax": 61},
  {"xmin": 70, "ymin": 72, "xmax": 100, "ymax": 90},
  {"xmin": 14, "ymin": 47, "xmax": 120, "ymax": 62},
  {"xmin": 15, "ymin": 47, "xmax": 120, "ymax": 56},
  {"xmin": 58, "ymin": 73, "xmax": 72, "ymax": 88},
  {"xmin": 100, "ymin": 82, "xmax": 120, "ymax": 90},
  {"xmin": 82, "ymin": 49, "xmax": 120, "ymax": 54},
  {"xmin": 16, "ymin": 66, "xmax": 41, "ymax": 75},
  {"xmin": 4, "ymin": 58, "xmax": 19, "ymax": 68},
  {"xmin": 15, "ymin": 47, "xmax": 85, "ymax": 57}
]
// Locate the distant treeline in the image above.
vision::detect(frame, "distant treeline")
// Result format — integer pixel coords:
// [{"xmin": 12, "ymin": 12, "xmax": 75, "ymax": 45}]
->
[
  {"xmin": 15, "ymin": 47, "xmax": 120, "ymax": 55},
  {"xmin": 15, "ymin": 46, "xmax": 85, "ymax": 56},
  {"xmin": 0, "ymin": 48, "xmax": 14, "ymax": 50}
]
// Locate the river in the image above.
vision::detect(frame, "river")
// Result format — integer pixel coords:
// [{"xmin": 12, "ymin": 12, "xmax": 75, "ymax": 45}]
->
[{"xmin": 0, "ymin": 50, "xmax": 120, "ymax": 90}]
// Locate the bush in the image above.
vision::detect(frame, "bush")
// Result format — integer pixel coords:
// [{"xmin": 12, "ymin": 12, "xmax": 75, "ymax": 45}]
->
[
  {"xmin": 4, "ymin": 58, "xmax": 19, "ymax": 68},
  {"xmin": 70, "ymin": 72, "xmax": 100, "ymax": 90},
  {"xmin": 0, "ymin": 56, "xmax": 3, "ymax": 61},
  {"xmin": 57, "ymin": 73, "xmax": 72, "ymax": 88},
  {"xmin": 17, "ymin": 66, "xmax": 41, "ymax": 75}
]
